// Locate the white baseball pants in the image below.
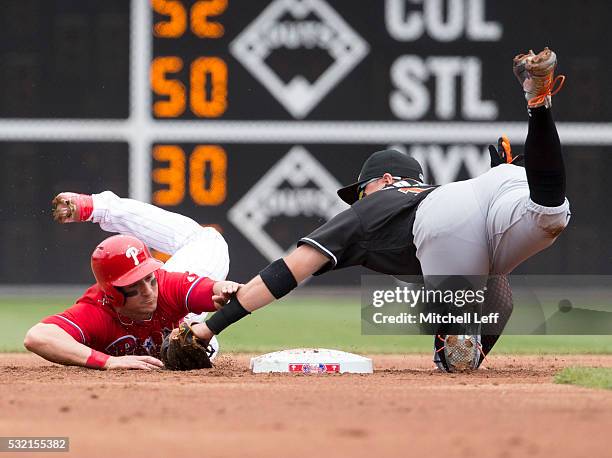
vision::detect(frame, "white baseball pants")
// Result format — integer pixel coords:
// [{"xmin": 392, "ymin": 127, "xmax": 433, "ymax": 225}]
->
[{"xmin": 413, "ymin": 164, "xmax": 571, "ymax": 276}]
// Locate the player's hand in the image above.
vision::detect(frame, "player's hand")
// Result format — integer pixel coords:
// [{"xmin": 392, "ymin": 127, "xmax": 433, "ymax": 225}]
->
[
  {"xmin": 488, "ymin": 135, "xmax": 523, "ymax": 167},
  {"xmin": 488, "ymin": 135, "xmax": 512, "ymax": 167},
  {"xmin": 104, "ymin": 355, "xmax": 164, "ymax": 370},
  {"xmin": 212, "ymin": 281, "xmax": 243, "ymax": 310}
]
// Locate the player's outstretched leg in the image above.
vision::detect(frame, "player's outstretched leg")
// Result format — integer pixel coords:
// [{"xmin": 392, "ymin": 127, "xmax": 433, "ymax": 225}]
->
[
  {"xmin": 514, "ymin": 48, "xmax": 566, "ymax": 207},
  {"xmin": 52, "ymin": 191, "xmax": 229, "ymax": 280},
  {"xmin": 53, "ymin": 191, "xmax": 206, "ymax": 254},
  {"xmin": 433, "ymin": 276, "xmax": 514, "ymax": 372},
  {"xmin": 490, "ymin": 48, "xmax": 570, "ymax": 274}
]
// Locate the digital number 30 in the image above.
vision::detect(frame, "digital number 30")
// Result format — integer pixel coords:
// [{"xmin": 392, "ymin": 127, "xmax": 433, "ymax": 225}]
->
[{"xmin": 152, "ymin": 145, "xmax": 227, "ymax": 206}]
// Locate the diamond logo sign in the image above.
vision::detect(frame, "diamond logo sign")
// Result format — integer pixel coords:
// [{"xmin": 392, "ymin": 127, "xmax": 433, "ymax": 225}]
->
[
  {"xmin": 228, "ymin": 147, "xmax": 348, "ymax": 261},
  {"xmin": 230, "ymin": 0, "xmax": 369, "ymax": 119}
]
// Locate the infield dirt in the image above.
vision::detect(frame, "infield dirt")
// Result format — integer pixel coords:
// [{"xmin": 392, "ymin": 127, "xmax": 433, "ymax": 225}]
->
[{"xmin": 2, "ymin": 353, "xmax": 612, "ymax": 458}]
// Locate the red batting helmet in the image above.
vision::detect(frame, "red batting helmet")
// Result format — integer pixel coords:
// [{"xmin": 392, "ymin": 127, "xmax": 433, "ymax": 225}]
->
[{"xmin": 91, "ymin": 235, "xmax": 163, "ymax": 308}]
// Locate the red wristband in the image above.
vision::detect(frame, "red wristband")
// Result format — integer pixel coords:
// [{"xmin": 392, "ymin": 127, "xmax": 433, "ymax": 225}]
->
[{"xmin": 86, "ymin": 349, "xmax": 110, "ymax": 369}]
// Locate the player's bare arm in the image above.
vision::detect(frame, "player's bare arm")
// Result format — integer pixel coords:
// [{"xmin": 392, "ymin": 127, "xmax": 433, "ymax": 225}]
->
[
  {"xmin": 192, "ymin": 245, "xmax": 328, "ymax": 341},
  {"xmin": 24, "ymin": 323, "xmax": 163, "ymax": 370}
]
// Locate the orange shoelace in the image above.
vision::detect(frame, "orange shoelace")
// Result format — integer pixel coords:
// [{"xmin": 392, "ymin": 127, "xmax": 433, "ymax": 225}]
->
[{"xmin": 528, "ymin": 74, "xmax": 566, "ymax": 107}]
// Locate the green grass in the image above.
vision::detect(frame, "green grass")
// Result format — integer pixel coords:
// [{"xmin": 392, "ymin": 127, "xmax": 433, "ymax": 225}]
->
[
  {"xmin": 555, "ymin": 367, "xmax": 612, "ymax": 390},
  {"xmin": 3, "ymin": 296, "xmax": 612, "ymax": 354},
  {"xmin": 0, "ymin": 297, "xmax": 76, "ymax": 352}
]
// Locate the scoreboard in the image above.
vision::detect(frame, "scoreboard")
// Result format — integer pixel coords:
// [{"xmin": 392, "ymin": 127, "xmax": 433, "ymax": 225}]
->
[
  {"xmin": 1, "ymin": 0, "xmax": 611, "ymax": 284},
  {"xmin": 149, "ymin": 0, "xmax": 609, "ymax": 121}
]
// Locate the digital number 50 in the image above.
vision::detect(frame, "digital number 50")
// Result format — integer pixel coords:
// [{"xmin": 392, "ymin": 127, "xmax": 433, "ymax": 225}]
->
[{"xmin": 151, "ymin": 56, "xmax": 227, "ymax": 118}]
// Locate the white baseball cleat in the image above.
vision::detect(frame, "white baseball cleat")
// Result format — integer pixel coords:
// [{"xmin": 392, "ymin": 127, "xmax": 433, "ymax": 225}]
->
[
  {"xmin": 51, "ymin": 192, "xmax": 94, "ymax": 223},
  {"xmin": 513, "ymin": 47, "xmax": 565, "ymax": 108},
  {"xmin": 434, "ymin": 334, "xmax": 483, "ymax": 372},
  {"xmin": 207, "ymin": 335, "xmax": 220, "ymax": 361},
  {"xmin": 183, "ymin": 312, "xmax": 208, "ymax": 325}
]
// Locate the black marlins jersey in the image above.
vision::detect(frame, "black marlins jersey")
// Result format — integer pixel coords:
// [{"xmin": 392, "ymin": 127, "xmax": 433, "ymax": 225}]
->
[{"xmin": 298, "ymin": 181, "xmax": 437, "ymax": 276}]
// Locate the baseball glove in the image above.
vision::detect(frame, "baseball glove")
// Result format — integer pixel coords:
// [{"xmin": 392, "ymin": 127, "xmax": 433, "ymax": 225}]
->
[{"xmin": 160, "ymin": 322, "xmax": 214, "ymax": 371}]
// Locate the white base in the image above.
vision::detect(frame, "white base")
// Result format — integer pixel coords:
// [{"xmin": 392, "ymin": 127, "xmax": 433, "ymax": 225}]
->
[{"xmin": 250, "ymin": 348, "xmax": 373, "ymax": 374}]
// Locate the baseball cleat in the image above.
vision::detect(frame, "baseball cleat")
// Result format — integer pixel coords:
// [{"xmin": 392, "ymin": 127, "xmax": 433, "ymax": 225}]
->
[
  {"xmin": 433, "ymin": 334, "xmax": 483, "ymax": 372},
  {"xmin": 183, "ymin": 312, "xmax": 209, "ymax": 325},
  {"xmin": 512, "ymin": 49, "xmax": 536, "ymax": 87},
  {"xmin": 51, "ymin": 192, "xmax": 94, "ymax": 223},
  {"xmin": 513, "ymin": 47, "xmax": 565, "ymax": 108}
]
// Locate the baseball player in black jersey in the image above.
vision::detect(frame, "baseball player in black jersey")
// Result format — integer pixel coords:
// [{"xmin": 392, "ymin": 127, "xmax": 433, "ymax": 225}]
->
[{"xmin": 191, "ymin": 47, "xmax": 571, "ymax": 372}]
